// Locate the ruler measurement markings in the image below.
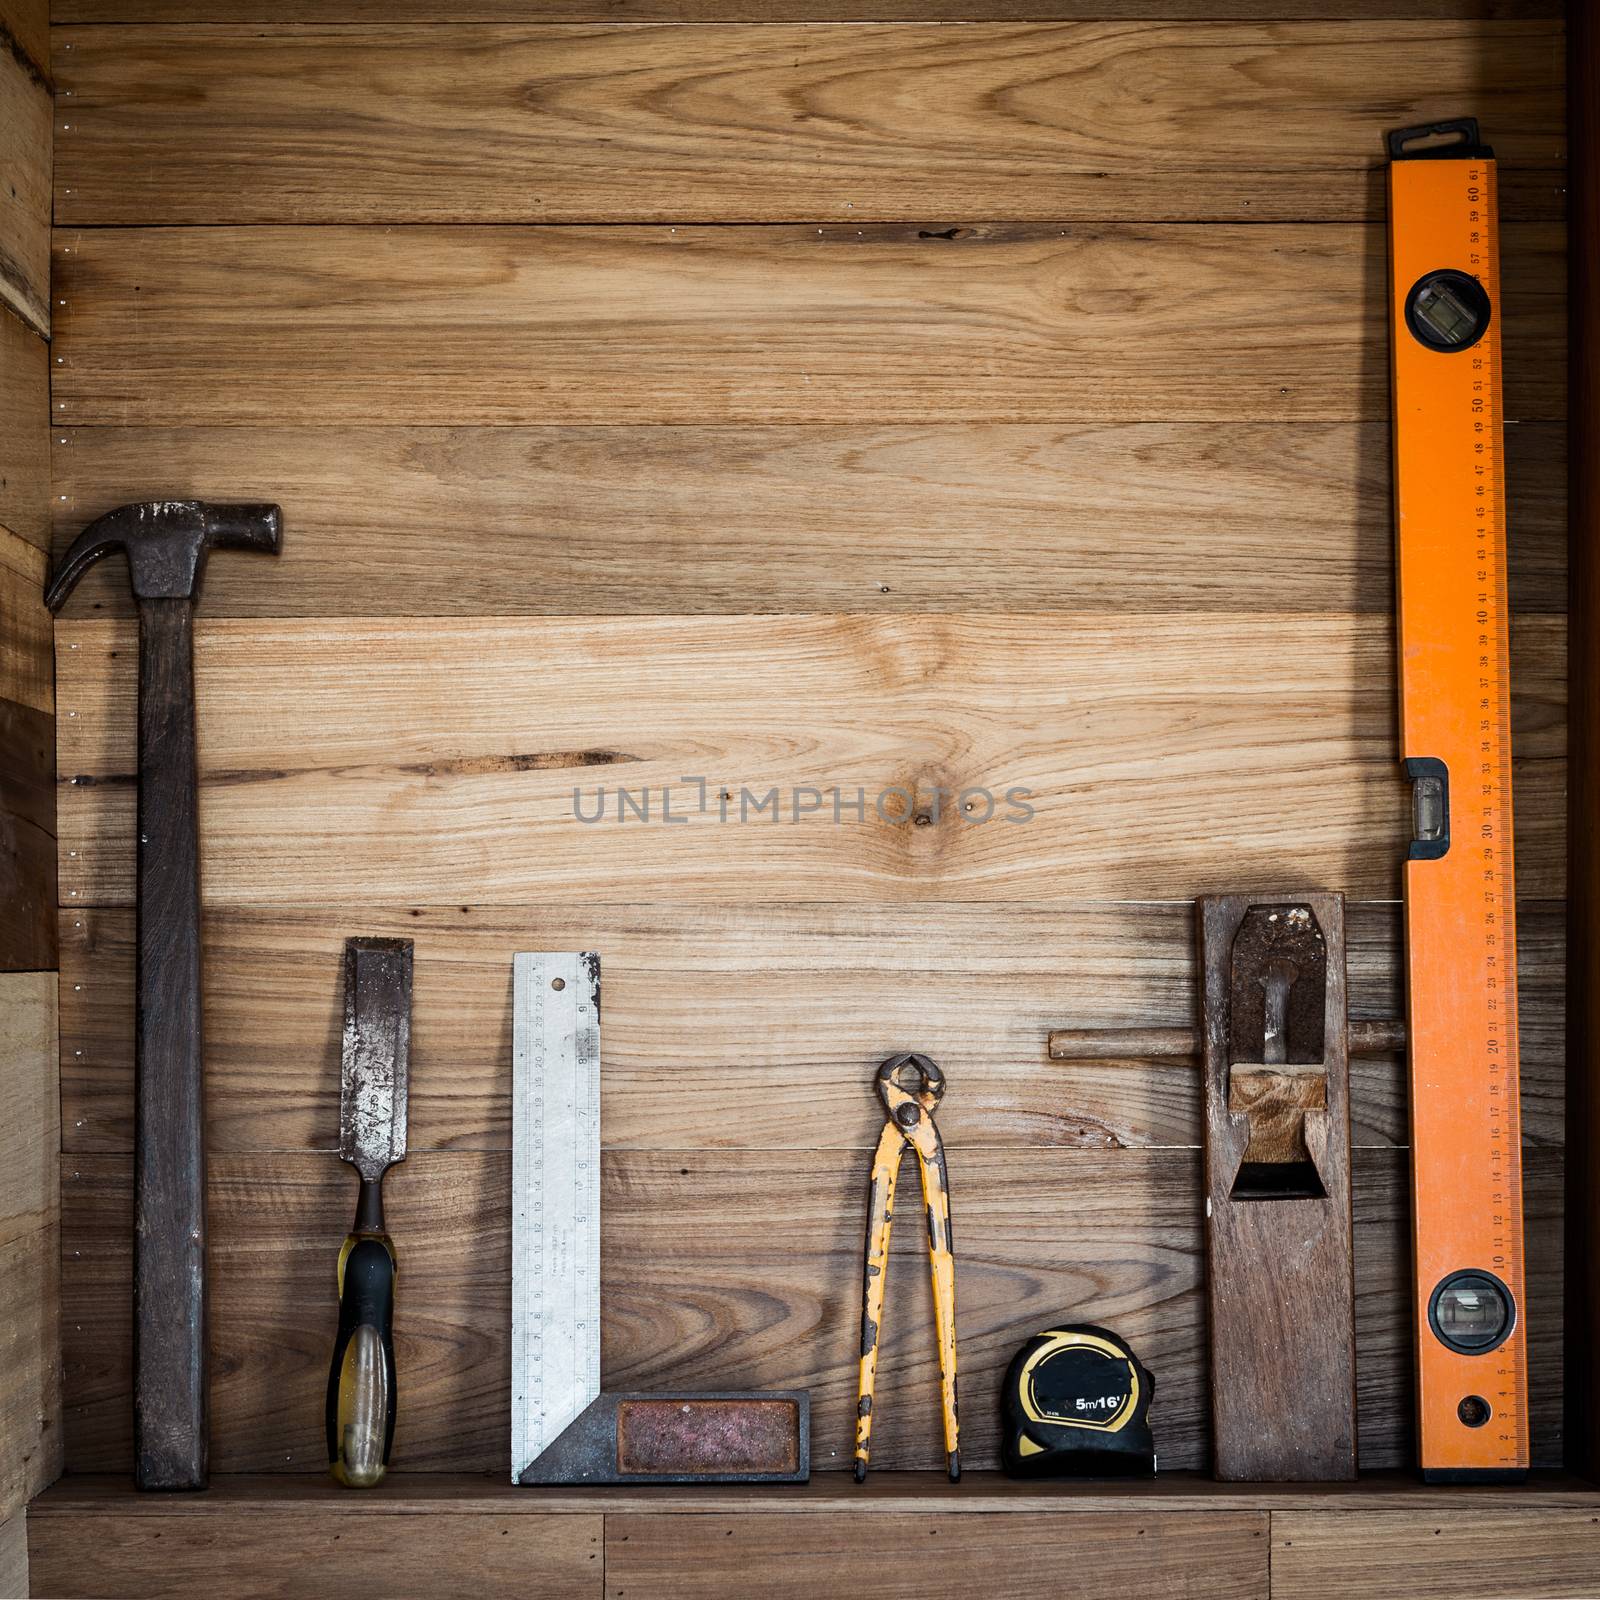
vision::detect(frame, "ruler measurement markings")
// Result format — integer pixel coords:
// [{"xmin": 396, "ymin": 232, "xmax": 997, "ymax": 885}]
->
[
  {"xmin": 511, "ymin": 951, "xmax": 602, "ymax": 1482},
  {"xmin": 1391, "ymin": 132, "xmax": 1528, "ymax": 1476}
]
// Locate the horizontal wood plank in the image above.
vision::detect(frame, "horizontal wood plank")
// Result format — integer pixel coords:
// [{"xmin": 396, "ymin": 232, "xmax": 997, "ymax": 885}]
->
[
  {"xmin": 53, "ymin": 901, "xmax": 1567, "ymax": 1155},
  {"xmin": 58, "ymin": 1147, "xmax": 1565, "ymax": 1475},
  {"xmin": 52, "ymin": 22, "xmax": 1565, "ymax": 225},
  {"xmin": 0, "ymin": 304, "xmax": 49, "ymax": 549},
  {"xmin": 0, "ymin": 32, "xmax": 50, "ymax": 338},
  {"xmin": 0, "ymin": 697, "xmax": 55, "ymax": 969},
  {"xmin": 0, "ymin": 1514, "xmax": 23, "ymax": 1600},
  {"xmin": 1270, "ymin": 1510, "xmax": 1600, "ymax": 1599},
  {"xmin": 49, "ymin": 223, "xmax": 1567, "ymax": 426},
  {"xmin": 52, "ymin": 613, "xmax": 1567, "ymax": 906},
  {"xmin": 46, "ymin": 421, "xmax": 1568, "ymax": 618},
  {"xmin": 46, "ymin": 2, "xmax": 1575, "ymax": 21},
  {"xmin": 604, "ymin": 1509, "xmax": 1268, "ymax": 1599},
  {"xmin": 0, "ymin": 525, "xmax": 50, "ymax": 714},
  {"xmin": 28, "ymin": 1509, "xmax": 603, "ymax": 1598},
  {"xmin": 0, "ymin": 1231, "xmax": 61, "ymax": 1519},
  {"xmin": 0, "ymin": 971, "xmax": 56, "ymax": 1248},
  {"xmin": 0, "ymin": 972, "xmax": 60, "ymax": 1522}
]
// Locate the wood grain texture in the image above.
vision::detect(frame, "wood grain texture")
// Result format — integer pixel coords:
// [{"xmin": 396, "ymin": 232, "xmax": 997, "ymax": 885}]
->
[
  {"xmin": 0, "ymin": 26, "xmax": 49, "ymax": 339},
  {"xmin": 0, "ymin": 697, "xmax": 55, "ymax": 971},
  {"xmin": 0, "ymin": 1513, "xmax": 23, "ymax": 1600},
  {"xmin": 48, "ymin": 223, "xmax": 1567, "ymax": 426},
  {"xmin": 0, "ymin": 305, "xmax": 48, "ymax": 551},
  {"xmin": 0, "ymin": 31, "xmax": 52, "ymax": 1523},
  {"xmin": 46, "ymin": 421, "xmax": 1568, "ymax": 619},
  {"xmin": 0, "ymin": 0, "xmax": 47, "ymax": 81},
  {"xmin": 0, "ymin": 974, "xmax": 58, "ymax": 1521},
  {"xmin": 0, "ymin": 1233, "xmax": 61, "ymax": 1523},
  {"xmin": 604, "ymin": 1510, "xmax": 1268, "ymax": 1599},
  {"xmin": 0, "ymin": 972, "xmax": 61, "ymax": 1523},
  {"xmin": 1271, "ymin": 1510, "xmax": 1600, "ymax": 1598},
  {"xmin": 51, "ymin": 613, "xmax": 1567, "ymax": 906},
  {"xmin": 52, "ymin": 901, "xmax": 1568, "ymax": 1156},
  {"xmin": 27, "ymin": 1510, "xmax": 603, "ymax": 1599},
  {"xmin": 44, "ymin": 1, "xmax": 1575, "ymax": 21},
  {"xmin": 0, "ymin": 527, "xmax": 49, "ymax": 714},
  {"xmin": 57, "ymin": 1147, "xmax": 1565, "ymax": 1476},
  {"xmin": 51, "ymin": 22, "xmax": 1565, "ymax": 226},
  {"xmin": 0, "ymin": 972, "xmax": 56, "ymax": 1250}
]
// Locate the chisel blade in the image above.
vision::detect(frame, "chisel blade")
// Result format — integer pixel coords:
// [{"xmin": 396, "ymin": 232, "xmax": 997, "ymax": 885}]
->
[{"xmin": 340, "ymin": 938, "xmax": 413, "ymax": 1181}]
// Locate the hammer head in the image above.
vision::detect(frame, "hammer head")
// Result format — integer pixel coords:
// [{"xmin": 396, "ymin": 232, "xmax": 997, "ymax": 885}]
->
[{"xmin": 45, "ymin": 500, "xmax": 282, "ymax": 612}]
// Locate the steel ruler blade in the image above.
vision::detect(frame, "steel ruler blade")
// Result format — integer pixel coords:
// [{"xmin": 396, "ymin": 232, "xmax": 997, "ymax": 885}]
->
[
  {"xmin": 511, "ymin": 952, "xmax": 601, "ymax": 1483},
  {"xmin": 1388, "ymin": 121, "xmax": 1528, "ymax": 1478}
]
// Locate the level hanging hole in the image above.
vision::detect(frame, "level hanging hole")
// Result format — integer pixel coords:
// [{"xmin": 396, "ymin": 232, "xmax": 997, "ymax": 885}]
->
[
  {"xmin": 1386, "ymin": 119, "xmax": 1484, "ymax": 159},
  {"xmin": 1457, "ymin": 1395, "xmax": 1492, "ymax": 1428}
]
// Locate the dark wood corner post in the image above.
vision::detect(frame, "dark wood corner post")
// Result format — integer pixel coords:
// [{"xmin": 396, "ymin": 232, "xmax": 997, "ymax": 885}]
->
[{"xmin": 1568, "ymin": 3, "xmax": 1600, "ymax": 1484}]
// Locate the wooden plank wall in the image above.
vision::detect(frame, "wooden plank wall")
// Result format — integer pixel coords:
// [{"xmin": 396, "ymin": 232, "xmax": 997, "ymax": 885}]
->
[
  {"xmin": 0, "ymin": 0, "xmax": 57, "ymax": 1592},
  {"xmin": 44, "ymin": 0, "xmax": 1569, "ymax": 1537}
]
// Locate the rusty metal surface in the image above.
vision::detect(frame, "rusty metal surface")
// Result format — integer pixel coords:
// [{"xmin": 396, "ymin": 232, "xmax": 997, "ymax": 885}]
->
[
  {"xmin": 1226, "ymin": 903, "xmax": 1328, "ymax": 1067},
  {"xmin": 519, "ymin": 1392, "xmax": 810, "ymax": 1485},
  {"xmin": 1221, "ymin": 904, "xmax": 1332, "ymax": 1177},
  {"xmin": 617, "ymin": 1399, "xmax": 802, "ymax": 1476},
  {"xmin": 340, "ymin": 937, "xmax": 413, "ymax": 1182}
]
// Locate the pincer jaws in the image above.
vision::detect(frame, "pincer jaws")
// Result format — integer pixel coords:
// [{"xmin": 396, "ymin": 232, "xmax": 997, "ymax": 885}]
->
[{"xmin": 876, "ymin": 1051, "xmax": 946, "ymax": 1131}]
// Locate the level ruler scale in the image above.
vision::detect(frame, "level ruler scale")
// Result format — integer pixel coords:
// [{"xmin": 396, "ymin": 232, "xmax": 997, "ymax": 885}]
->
[
  {"xmin": 511, "ymin": 952, "xmax": 602, "ymax": 1483},
  {"xmin": 1387, "ymin": 119, "xmax": 1528, "ymax": 1480}
]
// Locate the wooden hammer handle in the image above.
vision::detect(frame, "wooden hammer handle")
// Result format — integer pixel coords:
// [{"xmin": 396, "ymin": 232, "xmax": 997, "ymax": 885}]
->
[{"xmin": 134, "ymin": 597, "xmax": 208, "ymax": 1490}]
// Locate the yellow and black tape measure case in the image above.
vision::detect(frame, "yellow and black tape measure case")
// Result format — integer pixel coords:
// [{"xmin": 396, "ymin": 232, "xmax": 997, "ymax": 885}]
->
[{"xmin": 1001, "ymin": 1326, "xmax": 1155, "ymax": 1478}]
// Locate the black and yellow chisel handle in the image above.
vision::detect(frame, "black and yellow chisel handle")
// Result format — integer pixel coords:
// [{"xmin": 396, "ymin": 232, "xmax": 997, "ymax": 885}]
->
[{"xmin": 327, "ymin": 1187, "xmax": 397, "ymax": 1488}]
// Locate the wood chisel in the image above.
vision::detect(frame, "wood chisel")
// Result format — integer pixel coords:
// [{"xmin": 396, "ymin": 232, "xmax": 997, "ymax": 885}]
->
[
  {"xmin": 326, "ymin": 936, "xmax": 412, "ymax": 1488},
  {"xmin": 1388, "ymin": 117, "xmax": 1529, "ymax": 1480}
]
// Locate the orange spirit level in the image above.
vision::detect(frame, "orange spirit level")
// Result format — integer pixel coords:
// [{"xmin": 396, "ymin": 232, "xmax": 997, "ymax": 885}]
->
[{"xmin": 1388, "ymin": 119, "xmax": 1528, "ymax": 1481}]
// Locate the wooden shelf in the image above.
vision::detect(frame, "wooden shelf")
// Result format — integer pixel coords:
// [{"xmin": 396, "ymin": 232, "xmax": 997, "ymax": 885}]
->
[
  {"xmin": 28, "ymin": 1471, "xmax": 1600, "ymax": 1598},
  {"xmin": 30, "ymin": 1468, "xmax": 1599, "ymax": 1517}
]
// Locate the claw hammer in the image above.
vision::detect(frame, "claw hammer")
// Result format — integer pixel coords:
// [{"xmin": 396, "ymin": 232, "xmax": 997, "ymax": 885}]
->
[{"xmin": 48, "ymin": 501, "xmax": 282, "ymax": 1490}]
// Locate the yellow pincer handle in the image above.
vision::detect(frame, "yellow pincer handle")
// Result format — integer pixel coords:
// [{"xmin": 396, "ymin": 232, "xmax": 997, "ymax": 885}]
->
[
  {"xmin": 326, "ymin": 1232, "xmax": 397, "ymax": 1487},
  {"xmin": 854, "ymin": 1119, "xmax": 903, "ymax": 1481}
]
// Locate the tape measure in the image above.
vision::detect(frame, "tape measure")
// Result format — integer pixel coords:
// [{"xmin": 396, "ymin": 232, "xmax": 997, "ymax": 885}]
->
[
  {"xmin": 1387, "ymin": 119, "xmax": 1528, "ymax": 1480},
  {"xmin": 1000, "ymin": 1326, "xmax": 1155, "ymax": 1478}
]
